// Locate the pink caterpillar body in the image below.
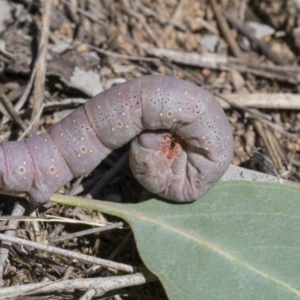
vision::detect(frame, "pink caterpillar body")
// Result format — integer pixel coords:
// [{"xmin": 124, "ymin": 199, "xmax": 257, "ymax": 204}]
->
[{"xmin": 0, "ymin": 76, "xmax": 233, "ymax": 204}]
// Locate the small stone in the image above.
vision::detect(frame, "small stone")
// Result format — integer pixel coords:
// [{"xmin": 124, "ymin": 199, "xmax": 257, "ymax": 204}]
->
[
  {"xmin": 246, "ymin": 22, "xmax": 275, "ymax": 39},
  {"xmin": 242, "ymin": 21, "xmax": 275, "ymax": 49},
  {"xmin": 188, "ymin": 18, "xmax": 203, "ymax": 31},
  {"xmin": 200, "ymin": 35, "xmax": 219, "ymax": 52},
  {"xmin": 51, "ymin": 39, "xmax": 72, "ymax": 54},
  {"xmin": 202, "ymin": 68, "xmax": 212, "ymax": 77}
]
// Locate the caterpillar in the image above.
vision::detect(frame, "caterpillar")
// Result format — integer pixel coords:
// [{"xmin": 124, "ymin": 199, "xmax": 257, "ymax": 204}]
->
[{"xmin": 0, "ymin": 75, "xmax": 233, "ymax": 205}]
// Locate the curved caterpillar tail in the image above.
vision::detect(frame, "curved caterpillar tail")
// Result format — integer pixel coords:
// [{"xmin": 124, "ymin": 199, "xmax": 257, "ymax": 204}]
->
[{"xmin": 0, "ymin": 75, "xmax": 233, "ymax": 204}]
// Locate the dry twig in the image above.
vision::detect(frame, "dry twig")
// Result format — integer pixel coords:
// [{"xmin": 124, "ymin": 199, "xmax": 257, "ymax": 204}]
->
[
  {"xmin": 50, "ymin": 222, "xmax": 123, "ymax": 243},
  {"xmin": 146, "ymin": 48, "xmax": 300, "ymax": 84},
  {"xmin": 2, "ymin": 46, "xmax": 45, "ymax": 126},
  {"xmin": 162, "ymin": 0, "xmax": 186, "ymax": 41},
  {"xmin": 209, "ymin": 0, "xmax": 243, "ymax": 58},
  {"xmin": 0, "ymin": 273, "xmax": 148, "ymax": 298},
  {"xmin": 0, "ymin": 233, "xmax": 135, "ymax": 273},
  {"xmin": 217, "ymin": 93, "xmax": 300, "ymax": 110},
  {"xmin": 30, "ymin": 0, "xmax": 52, "ymax": 135},
  {"xmin": 0, "ymin": 91, "xmax": 27, "ymax": 131}
]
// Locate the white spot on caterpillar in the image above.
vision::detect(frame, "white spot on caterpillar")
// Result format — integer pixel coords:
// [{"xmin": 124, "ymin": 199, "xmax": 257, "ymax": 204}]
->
[
  {"xmin": 116, "ymin": 121, "xmax": 122, "ymax": 128},
  {"xmin": 44, "ymin": 139, "xmax": 48, "ymax": 142},
  {"xmin": 125, "ymin": 125, "xmax": 129, "ymax": 129},
  {"xmin": 20, "ymin": 145, "xmax": 24, "ymax": 148},
  {"xmin": 227, "ymin": 136, "xmax": 230, "ymax": 139},
  {"xmin": 95, "ymin": 158, "xmax": 98, "ymax": 162},
  {"xmin": 159, "ymin": 112, "xmax": 163, "ymax": 117},
  {"xmin": 217, "ymin": 115, "xmax": 220, "ymax": 119},
  {"xmin": 23, "ymin": 162, "xmax": 26, "ymax": 165},
  {"xmin": 173, "ymin": 118, "xmax": 176, "ymax": 122},
  {"xmin": 49, "ymin": 166, "xmax": 55, "ymax": 174},
  {"xmin": 34, "ymin": 146, "xmax": 38, "ymax": 149},
  {"xmin": 111, "ymin": 127, "xmax": 115, "ymax": 132},
  {"xmin": 178, "ymin": 108, "xmax": 182, "ymax": 112},
  {"xmin": 7, "ymin": 149, "xmax": 10, "ymax": 152},
  {"xmin": 121, "ymin": 112, "xmax": 126, "ymax": 116},
  {"xmin": 56, "ymin": 175, "xmax": 59, "ymax": 178},
  {"xmin": 77, "ymin": 153, "xmax": 81, "ymax": 157},
  {"xmin": 89, "ymin": 149, "xmax": 93, "ymax": 153},
  {"xmin": 157, "ymin": 88, "xmax": 161, "ymax": 91},
  {"xmin": 72, "ymin": 119, "xmax": 76, "ymax": 123},
  {"xmin": 51, "ymin": 158, "xmax": 54, "ymax": 162},
  {"xmin": 80, "ymin": 146, "xmax": 87, "ymax": 153},
  {"xmin": 202, "ymin": 136, "xmax": 206, "ymax": 139},
  {"xmin": 60, "ymin": 133, "xmax": 63, "ymax": 136},
  {"xmin": 184, "ymin": 91, "xmax": 188, "ymax": 95},
  {"xmin": 201, "ymin": 175, "xmax": 205, "ymax": 179},
  {"xmin": 98, "ymin": 105, "xmax": 101, "ymax": 109},
  {"xmin": 23, "ymin": 177, "xmax": 27, "ymax": 180},
  {"xmin": 80, "ymin": 137, "xmax": 84, "ymax": 141},
  {"xmin": 118, "ymin": 92, "xmax": 121, "ymax": 95}
]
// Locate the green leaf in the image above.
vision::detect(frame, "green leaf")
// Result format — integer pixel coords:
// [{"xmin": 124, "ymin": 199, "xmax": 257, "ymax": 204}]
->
[{"xmin": 53, "ymin": 181, "xmax": 300, "ymax": 300}]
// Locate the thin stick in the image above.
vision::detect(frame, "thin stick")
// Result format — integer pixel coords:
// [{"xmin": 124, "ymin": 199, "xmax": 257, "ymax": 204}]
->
[
  {"xmin": 122, "ymin": 0, "xmax": 162, "ymax": 48},
  {"xmin": 146, "ymin": 48, "xmax": 299, "ymax": 84},
  {"xmin": 30, "ymin": 0, "xmax": 52, "ymax": 135},
  {"xmin": 50, "ymin": 222, "xmax": 123, "ymax": 243},
  {"xmin": 18, "ymin": 104, "xmax": 44, "ymax": 140},
  {"xmin": 216, "ymin": 93, "xmax": 300, "ymax": 110},
  {"xmin": 209, "ymin": 0, "xmax": 243, "ymax": 58},
  {"xmin": 137, "ymin": 2, "xmax": 186, "ymax": 31},
  {"xmin": 0, "ymin": 273, "xmax": 147, "ymax": 298},
  {"xmin": 3, "ymin": 46, "xmax": 45, "ymax": 126},
  {"xmin": 0, "ymin": 233, "xmax": 135, "ymax": 273},
  {"xmin": 0, "ymin": 91, "xmax": 27, "ymax": 131},
  {"xmin": 87, "ymin": 44, "xmax": 159, "ymax": 63},
  {"xmin": 162, "ymin": 0, "xmax": 186, "ymax": 41},
  {"xmin": 60, "ymin": 0, "xmax": 106, "ymax": 26}
]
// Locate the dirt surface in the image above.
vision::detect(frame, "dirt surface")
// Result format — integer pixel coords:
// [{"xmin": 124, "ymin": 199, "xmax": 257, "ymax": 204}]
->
[{"xmin": 0, "ymin": 0, "xmax": 299, "ymax": 299}]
